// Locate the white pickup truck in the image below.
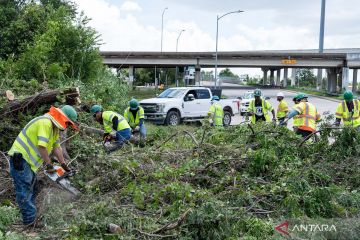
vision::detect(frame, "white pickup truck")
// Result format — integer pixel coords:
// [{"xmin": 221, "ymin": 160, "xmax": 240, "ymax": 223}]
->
[{"xmin": 140, "ymin": 87, "xmax": 240, "ymax": 126}]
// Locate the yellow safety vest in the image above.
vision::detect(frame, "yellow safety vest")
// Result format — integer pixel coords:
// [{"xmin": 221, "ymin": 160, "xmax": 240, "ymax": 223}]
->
[
  {"xmin": 124, "ymin": 107, "xmax": 145, "ymax": 129},
  {"xmin": 248, "ymin": 99, "xmax": 273, "ymax": 124},
  {"xmin": 293, "ymin": 104, "xmax": 301, "ymax": 127},
  {"xmin": 277, "ymin": 100, "xmax": 289, "ymax": 119},
  {"xmin": 335, "ymin": 100, "xmax": 360, "ymax": 127},
  {"xmin": 293, "ymin": 102, "xmax": 320, "ymax": 132},
  {"xmin": 208, "ymin": 103, "xmax": 224, "ymax": 126},
  {"xmin": 102, "ymin": 111, "xmax": 130, "ymax": 133},
  {"xmin": 8, "ymin": 116, "xmax": 60, "ymax": 173}
]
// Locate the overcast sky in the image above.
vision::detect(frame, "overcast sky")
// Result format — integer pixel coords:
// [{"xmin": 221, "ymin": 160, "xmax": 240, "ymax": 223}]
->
[{"xmin": 73, "ymin": 0, "xmax": 360, "ymax": 76}]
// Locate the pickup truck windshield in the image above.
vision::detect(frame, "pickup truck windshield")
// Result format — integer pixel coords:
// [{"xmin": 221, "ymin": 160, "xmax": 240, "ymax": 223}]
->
[{"xmin": 158, "ymin": 89, "xmax": 186, "ymax": 98}]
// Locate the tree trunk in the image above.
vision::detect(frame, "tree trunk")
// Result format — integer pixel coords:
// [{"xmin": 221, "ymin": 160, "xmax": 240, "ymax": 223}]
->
[{"xmin": 0, "ymin": 87, "xmax": 80, "ymax": 119}]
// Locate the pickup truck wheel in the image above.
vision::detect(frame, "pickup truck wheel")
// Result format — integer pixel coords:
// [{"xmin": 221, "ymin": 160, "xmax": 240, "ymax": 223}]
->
[
  {"xmin": 165, "ymin": 111, "xmax": 180, "ymax": 126},
  {"xmin": 223, "ymin": 111, "xmax": 232, "ymax": 126}
]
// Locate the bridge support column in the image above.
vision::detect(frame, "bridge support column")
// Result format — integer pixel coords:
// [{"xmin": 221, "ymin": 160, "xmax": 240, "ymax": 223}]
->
[
  {"xmin": 270, "ymin": 69, "xmax": 275, "ymax": 86},
  {"xmin": 327, "ymin": 68, "xmax": 337, "ymax": 93},
  {"xmin": 195, "ymin": 66, "xmax": 201, "ymax": 86},
  {"xmin": 262, "ymin": 69, "xmax": 268, "ymax": 85},
  {"xmin": 291, "ymin": 68, "xmax": 296, "ymax": 87},
  {"xmin": 341, "ymin": 67, "xmax": 349, "ymax": 92},
  {"xmin": 128, "ymin": 66, "xmax": 134, "ymax": 86},
  {"xmin": 276, "ymin": 69, "xmax": 281, "ymax": 86},
  {"xmin": 317, "ymin": 69, "xmax": 323, "ymax": 90},
  {"xmin": 353, "ymin": 69, "xmax": 358, "ymax": 93},
  {"xmin": 283, "ymin": 68, "xmax": 288, "ymax": 87}
]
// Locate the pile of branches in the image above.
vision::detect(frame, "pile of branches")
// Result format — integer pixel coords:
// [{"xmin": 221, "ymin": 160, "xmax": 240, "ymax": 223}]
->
[{"xmin": 27, "ymin": 121, "xmax": 360, "ymax": 239}]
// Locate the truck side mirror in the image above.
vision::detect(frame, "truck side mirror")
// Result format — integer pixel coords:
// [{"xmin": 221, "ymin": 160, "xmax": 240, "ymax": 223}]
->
[
  {"xmin": 237, "ymin": 96, "xmax": 242, "ymax": 100},
  {"xmin": 265, "ymin": 97, "xmax": 270, "ymax": 100}
]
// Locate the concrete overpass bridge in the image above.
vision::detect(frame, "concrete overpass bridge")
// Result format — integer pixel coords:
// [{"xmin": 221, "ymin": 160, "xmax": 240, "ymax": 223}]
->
[{"xmin": 101, "ymin": 48, "xmax": 360, "ymax": 93}]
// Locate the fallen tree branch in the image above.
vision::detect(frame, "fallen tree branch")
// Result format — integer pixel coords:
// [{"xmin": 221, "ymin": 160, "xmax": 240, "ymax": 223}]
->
[
  {"xmin": 135, "ymin": 229, "xmax": 178, "ymax": 238},
  {"xmin": 153, "ymin": 208, "xmax": 192, "ymax": 234},
  {"xmin": 0, "ymin": 87, "xmax": 80, "ymax": 119}
]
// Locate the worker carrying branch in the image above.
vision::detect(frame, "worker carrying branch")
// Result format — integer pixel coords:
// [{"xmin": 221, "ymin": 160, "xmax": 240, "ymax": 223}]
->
[
  {"xmin": 124, "ymin": 99, "xmax": 146, "ymax": 139},
  {"xmin": 8, "ymin": 105, "xmax": 78, "ymax": 227},
  {"xmin": 247, "ymin": 89, "xmax": 276, "ymax": 123},
  {"xmin": 283, "ymin": 93, "xmax": 321, "ymax": 137},
  {"xmin": 91, "ymin": 105, "xmax": 132, "ymax": 152},
  {"xmin": 208, "ymin": 95, "xmax": 224, "ymax": 127},
  {"xmin": 335, "ymin": 90, "xmax": 360, "ymax": 130}
]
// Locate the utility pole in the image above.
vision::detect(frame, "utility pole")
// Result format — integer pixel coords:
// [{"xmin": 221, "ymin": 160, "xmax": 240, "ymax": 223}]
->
[{"xmin": 317, "ymin": 0, "xmax": 326, "ymax": 90}]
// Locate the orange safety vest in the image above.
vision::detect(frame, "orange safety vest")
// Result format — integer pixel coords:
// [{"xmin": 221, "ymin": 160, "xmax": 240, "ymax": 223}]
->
[{"xmin": 294, "ymin": 102, "xmax": 320, "ymax": 132}]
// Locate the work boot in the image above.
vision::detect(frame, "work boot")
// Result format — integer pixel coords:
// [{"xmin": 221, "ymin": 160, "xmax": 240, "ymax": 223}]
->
[{"xmin": 104, "ymin": 143, "xmax": 122, "ymax": 153}]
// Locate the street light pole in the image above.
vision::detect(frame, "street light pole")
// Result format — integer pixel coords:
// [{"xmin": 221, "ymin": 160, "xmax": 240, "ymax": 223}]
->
[
  {"xmin": 317, "ymin": 0, "xmax": 326, "ymax": 90},
  {"xmin": 215, "ymin": 10, "xmax": 244, "ymax": 89},
  {"xmin": 161, "ymin": 7, "xmax": 168, "ymax": 52},
  {"xmin": 176, "ymin": 29, "xmax": 185, "ymax": 52},
  {"xmin": 176, "ymin": 29, "xmax": 185, "ymax": 87}
]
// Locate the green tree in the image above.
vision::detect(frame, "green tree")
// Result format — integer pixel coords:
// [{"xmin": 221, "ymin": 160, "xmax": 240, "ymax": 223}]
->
[
  {"xmin": 296, "ymin": 69, "xmax": 317, "ymax": 88},
  {"xmin": 219, "ymin": 68, "xmax": 239, "ymax": 79}
]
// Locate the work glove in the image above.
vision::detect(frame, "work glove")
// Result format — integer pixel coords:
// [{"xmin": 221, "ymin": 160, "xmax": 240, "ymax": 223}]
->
[
  {"xmin": 45, "ymin": 163, "xmax": 56, "ymax": 174},
  {"xmin": 209, "ymin": 119, "xmax": 213, "ymax": 124},
  {"xmin": 134, "ymin": 126, "xmax": 140, "ymax": 132},
  {"xmin": 61, "ymin": 163, "xmax": 71, "ymax": 172},
  {"xmin": 103, "ymin": 134, "xmax": 112, "ymax": 142}
]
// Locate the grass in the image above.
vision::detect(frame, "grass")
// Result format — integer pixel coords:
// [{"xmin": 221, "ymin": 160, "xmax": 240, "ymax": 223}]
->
[
  {"xmin": 284, "ymin": 86, "xmax": 345, "ymax": 101},
  {"xmin": 129, "ymin": 88, "xmax": 162, "ymax": 100}
]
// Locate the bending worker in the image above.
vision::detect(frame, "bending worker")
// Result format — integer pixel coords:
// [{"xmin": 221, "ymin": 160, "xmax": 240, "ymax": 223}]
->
[
  {"xmin": 8, "ymin": 105, "xmax": 78, "ymax": 227},
  {"xmin": 335, "ymin": 90, "xmax": 360, "ymax": 130},
  {"xmin": 283, "ymin": 93, "xmax": 321, "ymax": 138},
  {"xmin": 276, "ymin": 92, "xmax": 289, "ymax": 125},
  {"xmin": 247, "ymin": 89, "xmax": 276, "ymax": 124},
  {"xmin": 124, "ymin": 99, "xmax": 146, "ymax": 139},
  {"xmin": 91, "ymin": 105, "xmax": 131, "ymax": 151},
  {"xmin": 208, "ymin": 95, "xmax": 224, "ymax": 127}
]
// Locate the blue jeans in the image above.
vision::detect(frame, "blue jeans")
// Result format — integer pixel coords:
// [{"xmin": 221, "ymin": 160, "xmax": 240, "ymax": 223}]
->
[
  {"xmin": 115, "ymin": 128, "xmax": 132, "ymax": 146},
  {"xmin": 10, "ymin": 156, "xmax": 37, "ymax": 225}
]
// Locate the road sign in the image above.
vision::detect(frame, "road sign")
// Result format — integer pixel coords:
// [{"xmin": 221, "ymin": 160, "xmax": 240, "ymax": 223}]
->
[{"xmin": 282, "ymin": 59, "xmax": 297, "ymax": 64}]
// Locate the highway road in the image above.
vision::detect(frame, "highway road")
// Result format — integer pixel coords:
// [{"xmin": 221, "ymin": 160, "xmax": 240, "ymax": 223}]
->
[{"xmin": 222, "ymin": 88, "xmax": 340, "ymax": 126}]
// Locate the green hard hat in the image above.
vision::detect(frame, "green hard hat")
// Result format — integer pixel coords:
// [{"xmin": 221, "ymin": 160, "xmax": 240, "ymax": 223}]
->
[
  {"xmin": 254, "ymin": 89, "xmax": 262, "ymax": 97},
  {"xmin": 129, "ymin": 99, "xmax": 139, "ymax": 110},
  {"xmin": 294, "ymin": 92, "xmax": 308, "ymax": 101},
  {"xmin": 90, "ymin": 104, "xmax": 102, "ymax": 114},
  {"xmin": 61, "ymin": 105, "xmax": 77, "ymax": 122},
  {"xmin": 343, "ymin": 90, "xmax": 353, "ymax": 101}
]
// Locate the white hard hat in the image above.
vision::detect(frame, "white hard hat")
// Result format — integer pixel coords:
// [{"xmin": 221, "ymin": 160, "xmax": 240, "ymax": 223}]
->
[{"xmin": 277, "ymin": 92, "xmax": 285, "ymax": 97}]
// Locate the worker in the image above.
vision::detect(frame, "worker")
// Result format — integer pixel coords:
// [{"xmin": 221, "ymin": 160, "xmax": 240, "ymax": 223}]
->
[
  {"xmin": 289, "ymin": 95, "xmax": 301, "ymax": 132},
  {"xmin": 276, "ymin": 92, "xmax": 289, "ymax": 125},
  {"xmin": 335, "ymin": 91, "xmax": 360, "ymax": 130},
  {"xmin": 90, "ymin": 105, "xmax": 131, "ymax": 151},
  {"xmin": 247, "ymin": 89, "xmax": 276, "ymax": 124},
  {"xmin": 124, "ymin": 99, "xmax": 146, "ymax": 139},
  {"xmin": 283, "ymin": 93, "xmax": 321, "ymax": 138},
  {"xmin": 8, "ymin": 105, "xmax": 78, "ymax": 227},
  {"xmin": 208, "ymin": 95, "xmax": 224, "ymax": 127}
]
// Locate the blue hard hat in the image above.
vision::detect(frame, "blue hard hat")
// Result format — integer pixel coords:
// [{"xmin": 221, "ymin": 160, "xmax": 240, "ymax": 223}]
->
[{"xmin": 212, "ymin": 95, "xmax": 220, "ymax": 101}]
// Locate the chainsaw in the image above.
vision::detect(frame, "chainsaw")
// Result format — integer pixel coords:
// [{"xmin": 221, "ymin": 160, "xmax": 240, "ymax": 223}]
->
[{"xmin": 44, "ymin": 165, "xmax": 81, "ymax": 196}]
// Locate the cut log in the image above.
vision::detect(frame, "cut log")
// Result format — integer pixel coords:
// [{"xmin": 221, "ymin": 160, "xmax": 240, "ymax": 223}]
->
[
  {"xmin": 1, "ymin": 90, "xmax": 15, "ymax": 101},
  {"xmin": 80, "ymin": 125, "xmax": 104, "ymax": 135},
  {"xmin": 0, "ymin": 87, "xmax": 80, "ymax": 119}
]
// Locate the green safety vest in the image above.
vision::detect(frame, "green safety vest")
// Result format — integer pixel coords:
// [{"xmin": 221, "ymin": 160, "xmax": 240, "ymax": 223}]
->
[
  {"xmin": 102, "ymin": 111, "xmax": 130, "ymax": 133},
  {"xmin": 335, "ymin": 100, "xmax": 360, "ymax": 127},
  {"xmin": 209, "ymin": 103, "xmax": 224, "ymax": 126},
  {"xmin": 124, "ymin": 107, "xmax": 145, "ymax": 129},
  {"xmin": 248, "ymin": 99, "xmax": 273, "ymax": 124},
  {"xmin": 8, "ymin": 116, "xmax": 60, "ymax": 173}
]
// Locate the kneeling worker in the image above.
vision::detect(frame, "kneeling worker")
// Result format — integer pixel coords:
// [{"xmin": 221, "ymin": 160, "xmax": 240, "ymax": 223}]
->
[
  {"xmin": 124, "ymin": 99, "xmax": 146, "ymax": 139},
  {"xmin": 8, "ymin": 105, "xmax": 78, "ymax": 227},
  {"xmin": 91, "ymin": 105, "xmax": 131, "ymax": 151}
]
